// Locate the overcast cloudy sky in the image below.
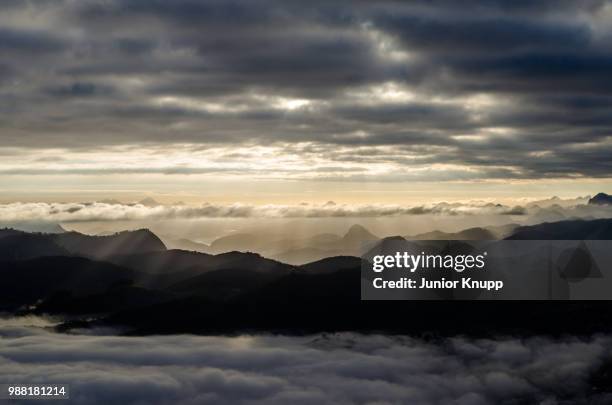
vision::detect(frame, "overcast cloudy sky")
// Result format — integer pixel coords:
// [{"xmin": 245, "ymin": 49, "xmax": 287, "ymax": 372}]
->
[{"xmin": 1, "ymin": 0, "xmax": 612, "ymax": 203}]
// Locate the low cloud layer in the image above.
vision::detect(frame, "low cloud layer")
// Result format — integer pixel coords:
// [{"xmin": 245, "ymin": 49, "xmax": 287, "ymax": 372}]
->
[
  {"xmin": 1, "ymin": 318, "xmax": 611, "ymax": 404},
  {"xmin": 2, "ymin": 197, "xmax": 610, "ymax": 226}
]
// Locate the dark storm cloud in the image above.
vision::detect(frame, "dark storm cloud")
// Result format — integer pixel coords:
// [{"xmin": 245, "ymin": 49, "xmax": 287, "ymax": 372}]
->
[
  {"xmin": 1, "ymin": 0, "xmax": 612, "ymax": 180},
  {"xmin": 410, "ymin": 0, "xmax": 606, "ymax": 13},
  {"xmin": 0, "ymin": 27, "xmax": 66, "ymax": 53},
  {"xmin": 45, "ymin": 82, "xmax": 117, "ymax": 98},
  {"xmin": 333, "ymin": 103, "xmax": 474, "ymax": 129},
  {"xmin": 374, "ymin": 15, "xmax": 591, "ymax": 53},
  {"xmin": 445, "ymin": 52, "xmax": 612, "ymax": 95}
]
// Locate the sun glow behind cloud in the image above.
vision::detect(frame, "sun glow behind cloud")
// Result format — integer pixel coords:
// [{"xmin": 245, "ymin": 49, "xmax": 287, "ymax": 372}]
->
[
  {"xmin": 1, "ymin": 1, "xmax": 612, "ymax": 204},
  {"xmin": 0, "ymin": 143, "xmax": 507, "ymax": 182}
]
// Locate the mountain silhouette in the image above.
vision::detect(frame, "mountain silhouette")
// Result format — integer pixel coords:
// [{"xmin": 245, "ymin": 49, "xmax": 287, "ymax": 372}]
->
[
  {"xmin": 588, "ymin": 192, "xmax": 612, "ymax": 205},
  {"xmin": 107, "ymin": 249, "xmax": 214, "ymax": 275},
  {"xmin": 105, "ymin": 249, "xmax": 295, "ymax": 290},
  {"xmin": 342, "ymin": 224, "xmax": 378, "ymax": 244},
  {"xmin": 0, "ymin": 230, "xmax": 68, "ymax": 261},
  {"xmin": 0, "ymin": 228, "xmax": 167, "ymax": 261},
  {"xmin": 5, "ymin": 223, "xmax": 612, "ymax": 336},
  {"xmin": 35, "ymin": 284, "xmax": 174, "ymax": 315},
  {"xmin": 163, "ymin": 237, "xmax": 211, "ymax": 253},
  {"xmin": 108, "ymin": 249, "xmax": 292, "ymax": 275},
  {"xmin": 275, "ymin": 247, "xmax": 338, "ymax": 265},
  {"xmin": 53, "ymin": 229, "xmax": 166, "ymax": 258},
  {"xmin": 409, "ymin": 227, "xmax": 495, "ymax": 240},
  {"xmin": 88, "ymin": 262, "xmax": 612, "ymax": 336},
  {"xmin": 167, "ymin": 268, "xmax": 286, "ymax": 300},
  {"xmin": 137, "ymin": 197, "xmax": 161, "ymax": 206},
  {"xmin": 0, "ymin": 256, "xmax": 140, "ymax": 310},
  {"xmin": 167, "ymin": 223, "xmax": 518, "ymax": 264},
  {"xmin": 99, "ymin": 267, "xmax": 362, "ymax": 335},
  {"xmin": 300, "ymin": 256, "xmax": 366, "ymax": 274},
  {"xmin": 361, "ymin": 236, "xmax": 423, "ymax": 261},
  {"xmin": 0, "ymin": 222, "xmax": 66, "ymax": 234},
  {"xmin": 201, "ymin": 225, "xmax": 380, "ymax": 264},
  {"xmin": 209, "ymin": 233, "xmax": 257, "ymax": 253},
  {"xmin": 506, "ymin": 218, "xmax": 612, "ymax": 240},
  {"xmin": 0, "ymin": 228, "xmax": 25, "ymax": 238}
]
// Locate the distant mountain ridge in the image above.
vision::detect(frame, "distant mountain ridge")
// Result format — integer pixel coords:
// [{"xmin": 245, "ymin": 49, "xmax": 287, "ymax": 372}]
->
[
  {"xmin": 0, "ymin": 228, "xmax": 166, "ymax": 261},
  {"xmin": 4, "ymin": 218, "xmax": 612, "ymax": 335},
  {"xmin": 169, "ymin": 223, "xmax": 519, "ymax": 264},
  {"xmin": 9, "ymin": 216, "xmax": 610, "ymax": 269},
  {"xmin": 53, "ymin": 229, "xmax": 166, "ymax": 258},
  {"xmin": 343, "ymin": 224, "xmax": 378, "ymax": 243},
  {"xmin": 408, "ymin": 227, "xmax": 496, "ymax": 240},
  {"xmin": 0, "ymin": 256, "xmax": 142, "ymax": 310},
  {"xmin": 300, "ymin": 256, "xmax": 367, "ymax": 274},
  {"xmin": 589, "ymin": 192, "xmax": 612, "ymax": 205},
  {"xmin": 0, "ymin": 231, "xmax": 69, "ymax": 260},
  {"xmin": 0, "ymin": 222, "xmax": 66, "ymax": 234},
  {"xmin": 163, "ymin": 238, "xmax": 210, "ymax": 252},
  {"xmin": 506, "ymin": 218, "xmax": 612, "ymax": 240}
]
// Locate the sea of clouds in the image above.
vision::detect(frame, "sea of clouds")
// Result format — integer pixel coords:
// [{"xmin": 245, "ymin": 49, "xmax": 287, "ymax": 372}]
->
[
  {"xmin": 1, "ymin": 317, "xmax": 611, "ymax": 404},
  {"xmin": 0, "ymin": 196, "xmax": 609, "ymax": 225}
]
